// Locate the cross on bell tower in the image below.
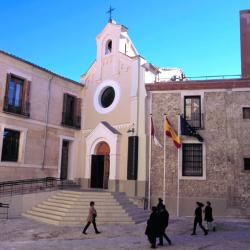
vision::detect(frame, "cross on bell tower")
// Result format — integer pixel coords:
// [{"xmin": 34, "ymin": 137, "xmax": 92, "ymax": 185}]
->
[{"xmin": 106, "ymin": 5, "xmax": 115, "ymax": 22}]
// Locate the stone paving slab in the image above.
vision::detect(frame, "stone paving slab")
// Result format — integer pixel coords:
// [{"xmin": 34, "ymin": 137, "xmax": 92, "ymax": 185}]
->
[{"xmin": 0, "ymin": 217, "xmax": 249, "ymax": 249}]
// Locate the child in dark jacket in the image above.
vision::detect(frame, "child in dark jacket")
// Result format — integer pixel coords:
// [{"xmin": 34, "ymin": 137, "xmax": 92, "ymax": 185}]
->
[{"xmin": 204, "ymin": 201, "xmax": 215, "ymax": 232}]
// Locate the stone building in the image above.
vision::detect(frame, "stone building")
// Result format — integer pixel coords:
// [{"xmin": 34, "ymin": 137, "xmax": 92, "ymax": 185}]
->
[
  {"xmin": 146, "ymin": 10, "xmax": 250, "ymax": 216},
  {"xmin": 0, "ymin": 9, "xmax": 249, "ymax": 217}
]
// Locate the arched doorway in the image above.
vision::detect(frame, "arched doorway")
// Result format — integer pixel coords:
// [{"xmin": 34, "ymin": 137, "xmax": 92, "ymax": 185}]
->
[{"xmin": 90, "ymin": 142, "xmax": 110, "ymax": 189}]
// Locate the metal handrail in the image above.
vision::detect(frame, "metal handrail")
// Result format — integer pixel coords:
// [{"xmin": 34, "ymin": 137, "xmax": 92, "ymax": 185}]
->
[
  {"xmin": 0, "ymin": 177, "xmax": 75, "ymax": 197},
  {"xmin": 185, "ymin": 74, "xmax": 241, "ymax": 80},
  {"xmin": 0, "ymin": 202, "xmax": 9, "ymax": 219},
  {"xmin": 158, "ymin": 74, "xmax": 241, "ymax": 82}
]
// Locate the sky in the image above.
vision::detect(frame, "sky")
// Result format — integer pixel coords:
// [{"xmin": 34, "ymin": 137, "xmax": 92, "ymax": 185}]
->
[{"xmin": 0, "ymin": 0, "xmax": 249, "ymax": 81}]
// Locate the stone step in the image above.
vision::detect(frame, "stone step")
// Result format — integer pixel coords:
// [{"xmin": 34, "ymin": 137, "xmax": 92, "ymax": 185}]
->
[
  {"xmin": 52, "ymin": 195, "xmax": 112, "ymax": 200},
  {"xmin": 59, "ymin": 191, "xmax": 112, "ymax": 195},
  {"xmin": 48, "ymin": 198, "xmax": 119, "ymax": 207},
  {"xmin": 42, "ymin": 201, "xmax": 72, "ymax": 208},
  {"xmin": 61, "ymin": 190, "xmax": 111, "ymax": 196},
  {"xmin": 25, "ymin": 210, "xmax": 63, "ymax": 221},
  {"xmin": 32, "ymin": 207, "xmax": 129, "ymax": 218},
  {"xmin": 37, "ymin": 204, "xmax": 69, "ymax": 212},
  {"xmin": 22, "ymin": 213, "xmax": 60, "ymax": 225},
  {"xmin": 48, "ymin": 197, "xmax": 120, "ymax": 204},
  {"xmin": 43, "ymin": 201, "xmax": 125, "ymax": 209},
  {"xmin": 24, "ymin": 210, "xmax": 133, "ymax": 223},
  {"xmin": 22, "ymin": 190, "xmax": 148, "ymax": 225}
]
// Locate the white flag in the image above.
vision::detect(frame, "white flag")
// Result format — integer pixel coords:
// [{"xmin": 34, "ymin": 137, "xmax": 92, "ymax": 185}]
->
[{"xmin": 151, "ymin": 117, "xmax": 163, "ymax": 148}]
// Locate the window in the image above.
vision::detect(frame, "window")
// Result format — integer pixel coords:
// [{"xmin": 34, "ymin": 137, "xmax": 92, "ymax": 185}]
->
[
  {"xmin": 100, "ymin": 87, "xmax": 115, "ymax": 108},
  {"xmin": 182, "ymin": 143, "xmax": 203, "ymax": 176},
  {"xmin": 105, "ymin": 40, "xmax": 112, "ymax": 54},
  {"xmin": 62, "ymin": 94, "xmax": 81, "ymax": 129},
  {"xmin": 243, "ymin": 107, "xmax": 250, "ymax": 119},
  {"xmin": 244, "ymin": 158, "xmax": 250, "ymax": 170},
  {"xmin": 184, "ymin": 96, "xmax": 201, "ymax": 128},
  {"xmin": 93, "ymin": 80, "xmax": 120, "ymax": 114},
  {"xmin": 3, "ymin": 74, "xmax": 30, "ymax": 117},
  {"xmin": 1, "ymin": 129, "xmax": 20, "ymax": 162}
]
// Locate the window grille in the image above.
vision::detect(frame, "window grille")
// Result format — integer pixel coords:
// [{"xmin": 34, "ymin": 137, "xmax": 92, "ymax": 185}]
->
[{"xmin": 182, "ymin": 143, "xmax": 203, "ymax": 176}]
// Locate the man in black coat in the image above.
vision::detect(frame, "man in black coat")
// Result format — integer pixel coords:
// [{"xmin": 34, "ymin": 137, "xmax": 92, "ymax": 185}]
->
[
  {"xmin": 158, "ymin": 205, "xmax": 172, "ymax": 246},
  {"xmin": 191, "ymin": 202, "xmax": 208, "ymax": 236},
  {"xmin": 145, "ymin": 206, "xmax": 159, "ymax": 249}
]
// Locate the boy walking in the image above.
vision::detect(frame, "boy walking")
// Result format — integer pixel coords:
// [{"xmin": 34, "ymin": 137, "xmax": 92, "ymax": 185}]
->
[
  {"xmin": 204, "ymin": 201, "xmax": 215, "ymax": 232},
  {"xmin": 82, "ymin": 201, "xmax": 101, "ymax": 234}
]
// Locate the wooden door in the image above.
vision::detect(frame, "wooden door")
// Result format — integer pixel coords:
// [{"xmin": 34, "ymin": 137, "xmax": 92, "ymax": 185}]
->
[
  {"xmin": 90, "ymin": 155, "xmax": 104, "ymax": 188},
  {"xmin": 60, "ymin": 140, "xmax": 69, "ymax": 180}
]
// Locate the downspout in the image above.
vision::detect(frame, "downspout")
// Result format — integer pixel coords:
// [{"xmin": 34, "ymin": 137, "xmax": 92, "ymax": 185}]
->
[
  {"xmin": 42, "ymin": 76, "xmax": 53, "ymax": 169},
  {"xmin": 136, "ymin": 56, "xmax": 141, "ymax": 134},
  {"xmin": 134, "ymin": 56, "xmax": 141, "ymax": 196}
]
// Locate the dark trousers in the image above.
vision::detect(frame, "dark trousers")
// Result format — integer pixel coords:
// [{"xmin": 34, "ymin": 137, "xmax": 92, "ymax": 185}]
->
[
  {"xmin": 147, "ymin": 235, "xmax": 156, "ymax": 248},
  {"xmin": 193, "ymin": 218, "xmax": 206, "ymax": 234},
  {"xmin": 159, "ymin": 232, "xmax": 171, "ymax": 245},
  {"xmin": 83, "ymin": 219, "xmax": 99, "ymax": 233}
]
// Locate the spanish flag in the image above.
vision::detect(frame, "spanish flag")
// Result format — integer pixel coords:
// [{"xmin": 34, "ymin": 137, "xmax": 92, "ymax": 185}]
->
[{"xmin": 165, "ymin": 117, "xmax": 181, "ymax": 149}]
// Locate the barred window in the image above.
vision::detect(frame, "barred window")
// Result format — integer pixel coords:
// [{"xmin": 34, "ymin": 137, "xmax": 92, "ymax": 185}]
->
[
  {"xmin": 243, "ymin": 107, "xmax": 250, "ymax": 119},
  {"xmin": 182, "ymin": 143, "xmax": 202, "ymax": 176},
  {"xmin": 244, "ymin": 158, "xmax": 250, "ymax": 170}
]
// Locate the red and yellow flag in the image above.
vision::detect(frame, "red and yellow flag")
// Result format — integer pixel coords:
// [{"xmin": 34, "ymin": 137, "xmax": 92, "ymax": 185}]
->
[{"xmin": 165, "ymin": 117, "xmax": 181, "ymax": 149}]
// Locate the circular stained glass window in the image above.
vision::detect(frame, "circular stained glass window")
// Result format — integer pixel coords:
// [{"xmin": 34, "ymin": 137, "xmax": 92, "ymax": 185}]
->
[{"xmin": 100, "ymin": 87, "xmax": 115, "ymax": 108}]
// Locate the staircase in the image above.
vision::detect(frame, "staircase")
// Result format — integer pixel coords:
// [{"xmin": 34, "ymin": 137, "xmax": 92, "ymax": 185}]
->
[{"xmin": 22, "ymin": 190, "xmax": 149, "ymax": 226}]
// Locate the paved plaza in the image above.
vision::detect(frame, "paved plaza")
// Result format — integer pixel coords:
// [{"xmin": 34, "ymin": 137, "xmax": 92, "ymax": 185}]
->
[{"xmin": 0, "ymin": 217, "xmax": 250, "ymax": 250}]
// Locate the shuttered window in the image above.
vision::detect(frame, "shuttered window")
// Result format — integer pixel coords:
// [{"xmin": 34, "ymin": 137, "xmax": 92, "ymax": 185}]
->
[
  {"xmin": 3, "ymin": 73, "xmax": 30, "ymax": 117},
  {"xmin": 61, "ymin": 93, "xmax": 81, "ymax": 129}
]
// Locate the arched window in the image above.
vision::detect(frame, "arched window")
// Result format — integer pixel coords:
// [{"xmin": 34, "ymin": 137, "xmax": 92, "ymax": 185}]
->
[{"xmin": 105, "ymin": 40, "xmax": 112, "ymax": 54}]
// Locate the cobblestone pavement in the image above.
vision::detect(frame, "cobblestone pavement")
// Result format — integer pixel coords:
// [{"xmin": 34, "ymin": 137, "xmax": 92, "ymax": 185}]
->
[{"xmin": 0, "ymin": 217, "xmax": 250, "ymax": 250}]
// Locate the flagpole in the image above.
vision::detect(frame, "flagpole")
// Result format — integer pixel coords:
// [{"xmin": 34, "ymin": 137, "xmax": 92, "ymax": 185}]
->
[
  {"xmin": 163, "ymin": 113, "xmax": 166, "ymax": 205},
  {"xmin": 177, "ymin": 114, "xmax": 181, "ymax": 217},
  {"xmin": 148, "ymin": 114, "xmax": 152, "ymax": 210}
]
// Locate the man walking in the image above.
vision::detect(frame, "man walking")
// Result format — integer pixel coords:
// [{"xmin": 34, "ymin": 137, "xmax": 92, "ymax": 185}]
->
[
  {"xmin": 158, "ymin": 204, "xmax": 172, "ymax": 246},
  {"xmin": 191, "ymin": 202, "xmax": 208, "ymax": 236},
  {"xmin": 82, "ymin": 201, "xmax": 101, "ymax": 235}
]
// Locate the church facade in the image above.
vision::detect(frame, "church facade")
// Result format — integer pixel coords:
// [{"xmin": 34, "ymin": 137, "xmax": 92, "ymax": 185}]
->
[{"xmin": 0, "ymin": 10, "xmax": 249, "ymax": 216}]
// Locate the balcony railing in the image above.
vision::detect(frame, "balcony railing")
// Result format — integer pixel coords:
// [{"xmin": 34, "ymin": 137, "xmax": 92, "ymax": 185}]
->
[
  {"xmin": 3, "ymin": 96, "xmax": 30, "ymax": 117},
  {"xmin": 61, "ymin": 112, "xmax": 81, "ymax": 129},
  {"xmin": 0, "ymin": 177, "xmax": 79, "ymax": 197}
]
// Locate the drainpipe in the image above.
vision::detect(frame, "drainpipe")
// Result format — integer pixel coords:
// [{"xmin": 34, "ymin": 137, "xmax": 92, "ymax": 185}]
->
[
  {"xmin": 136, "ymin": 56, "xmax": 141, "ymax": 135},
  {"xmin": 42, "ymin": 76, "xmax": 53, "ymax": 169}
]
